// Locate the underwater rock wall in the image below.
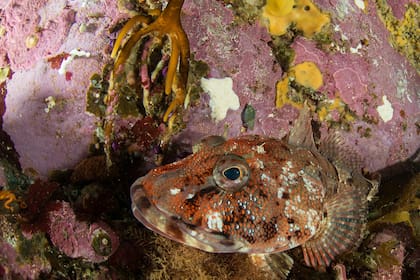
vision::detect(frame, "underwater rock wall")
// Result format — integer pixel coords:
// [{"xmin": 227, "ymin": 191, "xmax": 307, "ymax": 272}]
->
[{"xmin": 0, "ymin": 0, "xmax": 418, "ymax": 279}]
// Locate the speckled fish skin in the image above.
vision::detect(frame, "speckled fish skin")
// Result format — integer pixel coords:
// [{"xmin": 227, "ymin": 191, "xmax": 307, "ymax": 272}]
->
[{"xmin": 131, "ymin": 105, "xmax": 371, "ymax": 269}]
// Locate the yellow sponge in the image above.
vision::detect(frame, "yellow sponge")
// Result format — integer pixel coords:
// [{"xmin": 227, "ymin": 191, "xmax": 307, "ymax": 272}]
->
[{"xmin": 262, "ymin": 0, "xmax": 330, "ymax": 37}]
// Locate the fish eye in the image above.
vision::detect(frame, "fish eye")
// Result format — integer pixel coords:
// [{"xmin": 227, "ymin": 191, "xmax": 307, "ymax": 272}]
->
[
  {"xmin": 213, "ymin": 154, "xmax": 250, "ymax": 192},
  {"xmin": 223, "ymin": 167, "xmax": 241, "ymax": 180}
]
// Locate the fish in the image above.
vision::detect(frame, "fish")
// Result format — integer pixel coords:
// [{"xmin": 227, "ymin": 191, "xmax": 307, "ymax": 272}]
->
[{"xmin": 130, "ymin": 104, "xmax": 375, "ymax": 272}]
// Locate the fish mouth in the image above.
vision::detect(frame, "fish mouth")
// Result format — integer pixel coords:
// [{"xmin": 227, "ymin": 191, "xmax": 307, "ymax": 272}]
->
[{"xmin": 130, "ymin": 177, "xmax": 248, "ymax": 253}]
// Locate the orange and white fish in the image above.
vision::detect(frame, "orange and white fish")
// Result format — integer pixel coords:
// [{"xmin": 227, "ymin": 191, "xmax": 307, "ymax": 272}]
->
[{"xmin": 131, "ymin": 104, "xmax": 375, "ymax": 274}]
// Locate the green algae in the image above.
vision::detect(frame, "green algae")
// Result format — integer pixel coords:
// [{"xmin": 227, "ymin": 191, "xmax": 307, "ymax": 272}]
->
[
  {"xmin": 224, "ymin": 0, "xmax": 266, "ymax": 24},
  {"xmin": 17, "ymin": 232, "xmax": 49, "ymax": 262},
  {"xmin": 187, "ymin": 58, "xmax": 210, "ymax": 105},
  {"xmin": 269, "ymin": 35, "xmax": 296, "ymax": 72},
  {"xmin": 0, "ymin": 159, "xmax": 31, "ymax": 193},
  {"xmin": 86, "ymin": 71, "xmax": 110, "ymax": 118}
]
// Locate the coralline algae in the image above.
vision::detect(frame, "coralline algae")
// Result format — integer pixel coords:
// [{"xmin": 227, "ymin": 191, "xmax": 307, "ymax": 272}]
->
[{"xmin": 46, "ymin": 201, "xmax": 119, "ymax": 263}]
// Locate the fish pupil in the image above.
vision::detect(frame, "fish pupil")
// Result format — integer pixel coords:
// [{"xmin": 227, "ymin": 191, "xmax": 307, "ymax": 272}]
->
[{"xmin": 223, "ymin": 167, "xmax": 241, "ymax": 180}]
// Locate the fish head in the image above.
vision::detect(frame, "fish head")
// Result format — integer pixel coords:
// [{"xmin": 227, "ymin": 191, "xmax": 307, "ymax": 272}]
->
[{"xmin": 131, "ymin": 135, "xmax": 324, "ymax": 253}]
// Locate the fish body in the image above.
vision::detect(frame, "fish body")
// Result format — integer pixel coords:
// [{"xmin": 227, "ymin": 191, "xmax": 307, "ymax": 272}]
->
[{"xmin": 131, "ymin": 105, "xmax": 372, "ymax": 269}]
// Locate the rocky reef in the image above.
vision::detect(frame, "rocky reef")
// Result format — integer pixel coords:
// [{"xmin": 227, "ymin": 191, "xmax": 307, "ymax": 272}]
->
[{"xmin": 0, "ymin": 0, "xmax": 418, "ymax": 279}]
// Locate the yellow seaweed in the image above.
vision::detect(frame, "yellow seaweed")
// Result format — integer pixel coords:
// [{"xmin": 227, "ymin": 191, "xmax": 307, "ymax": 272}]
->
[
  {"xmin": 0, "ymin": 190, "xmax": 17, "ymax": 210},
  {"xmin": 111, "ymin": 0, "xmax": 190, "ymax": 122}
]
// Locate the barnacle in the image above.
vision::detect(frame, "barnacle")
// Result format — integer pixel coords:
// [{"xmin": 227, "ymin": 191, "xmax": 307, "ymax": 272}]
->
[
  {"xmin": 91, "ymin": 228, "xmax": 113, "ymax": 256},
  {"xmin": 0, "ymin": 190, "xmax": 17, "ymax": 210},
  {"xmin": 111, "ymin": 0, "xmax": 190, "ymax": 123}
]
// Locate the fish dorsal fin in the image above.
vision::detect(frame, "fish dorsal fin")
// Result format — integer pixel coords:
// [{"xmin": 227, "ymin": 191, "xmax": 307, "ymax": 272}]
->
[
  {"xmin": 193, "ymin": 135, "xmax": 226, "ymax": 153},
  {"xmin": 301, "ymin": 186, "xmax": 368, "ymax": 270},
  {"xmin": 319, "ymin": 131, "xmax": 364, "ymax": 172},
  {"xmin": 288, "ymin": 103, "xmax": 317, "ymax": 151}
]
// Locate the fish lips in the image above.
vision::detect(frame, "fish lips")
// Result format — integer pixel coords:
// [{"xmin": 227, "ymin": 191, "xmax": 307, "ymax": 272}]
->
[{"xmin": 130, "ymin": 176, "xmax": 248, "ymax": 253}]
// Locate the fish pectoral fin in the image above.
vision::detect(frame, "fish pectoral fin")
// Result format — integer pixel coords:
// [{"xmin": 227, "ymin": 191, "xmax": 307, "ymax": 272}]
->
[
  {"xmin": 250, "ymin": 253, "xmax": 293, "ymax": 280},
  {"xmin": 265, "ymin": 252, "xmax": 294, "ymax": 280},
  {"xmin": 301, "ymin": 188, "xmax": 368, "ymax": 270}
]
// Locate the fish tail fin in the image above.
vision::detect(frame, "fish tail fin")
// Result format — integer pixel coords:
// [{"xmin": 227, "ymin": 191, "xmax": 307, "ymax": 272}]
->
[{"xmin": 301, "ymin": 187, "xmax": 367, "ymax": 270}]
